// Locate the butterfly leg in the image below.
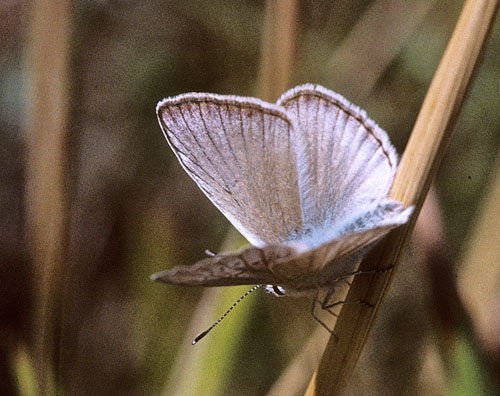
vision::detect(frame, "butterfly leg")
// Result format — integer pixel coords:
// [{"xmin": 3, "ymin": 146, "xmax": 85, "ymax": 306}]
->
[
  {"xmin": 319, "ymin": 288, "xmax": 340, "ymax": 318},
  {"xmin": 311, "ymin": 293, "xmax": 337, "ymax": 336},
  {"xmin": 341, "ymin": 279, "xmax": 352, "ymax": 287},
  {"xmin": 332, "ymin": 265, "xmax": 394, "ymax": 283},
  {"xmin": 321, "ymin": 299, "xmax": 374, "ymax": 311}
]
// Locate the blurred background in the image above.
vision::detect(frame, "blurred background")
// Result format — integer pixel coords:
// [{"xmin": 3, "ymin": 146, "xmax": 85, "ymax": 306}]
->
[{"xmin": 1, "ymin": 0, "xmax": 500, "ymax": 395}]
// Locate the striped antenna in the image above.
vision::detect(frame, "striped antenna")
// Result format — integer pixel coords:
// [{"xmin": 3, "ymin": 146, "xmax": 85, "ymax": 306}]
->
[{"xmin": 192, "ymin": 285, "xmax": 263, "ymax": 345}]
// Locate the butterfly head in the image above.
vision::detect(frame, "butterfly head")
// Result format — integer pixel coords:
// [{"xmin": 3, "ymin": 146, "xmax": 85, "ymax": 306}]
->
[{"xmin": 264, "ymin": 284, "xmax": 287, "ymax": 297}]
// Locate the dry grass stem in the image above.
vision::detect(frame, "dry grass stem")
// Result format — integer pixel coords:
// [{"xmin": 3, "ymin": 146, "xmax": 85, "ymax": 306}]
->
[
  {"xmin": 25, "ymin": 0, "xmax": 71, "ymax": 393},
  {"xmin": 306, "ymin": 0, "xmax": 500, "ymax": 394},
  {"xmin": 257, "ymin": 0, "xmax": 298, "ymax": 101}
]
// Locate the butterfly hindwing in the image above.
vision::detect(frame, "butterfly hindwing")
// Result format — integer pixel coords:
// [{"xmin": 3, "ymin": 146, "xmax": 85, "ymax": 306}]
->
[
  {"xmin": 151, "ymin": 244, "xmax": 295, "ymax": 287},
  {"xmin": 268, "ymin": 201, "xmax": 413, "ymax": 284},
  {"xmin": 153, "ymin": 201, "xmax": 412, "ymax": 290}
]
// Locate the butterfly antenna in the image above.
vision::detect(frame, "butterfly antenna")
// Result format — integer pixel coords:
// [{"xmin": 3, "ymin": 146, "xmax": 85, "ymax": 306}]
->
[{"xmin": 192, "ymin": 285, "xmax": 262, "ymax": 345}]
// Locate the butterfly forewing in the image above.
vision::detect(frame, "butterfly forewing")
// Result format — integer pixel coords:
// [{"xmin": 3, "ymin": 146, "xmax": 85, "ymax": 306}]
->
[
  {"xmin": 157, "ymin": 94, "xmax": 304, "ymax": 247},
  {"xmin": 278, "ymin": 84, "xmax": 398, "ymax": 230}
]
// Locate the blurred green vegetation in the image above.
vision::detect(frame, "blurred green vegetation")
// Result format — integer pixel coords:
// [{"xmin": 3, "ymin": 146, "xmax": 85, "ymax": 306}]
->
[
  {"xmin": 1, "ymin": 0, "xmax": 500, "ymax": 395},
  {"xmin": 451, "ymin": 333, "xmax": 494, "ymax": 396}
]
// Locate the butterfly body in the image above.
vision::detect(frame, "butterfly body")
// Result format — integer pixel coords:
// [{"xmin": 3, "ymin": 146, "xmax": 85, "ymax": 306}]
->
[{"xmin": 153, "ymin": 84, "xmax": 412, "ymax": 299}]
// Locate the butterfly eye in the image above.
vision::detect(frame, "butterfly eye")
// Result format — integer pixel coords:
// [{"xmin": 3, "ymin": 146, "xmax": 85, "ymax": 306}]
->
[{"xmin": 265, "ymin": 285, "xmax": 287, "ymax": 297}]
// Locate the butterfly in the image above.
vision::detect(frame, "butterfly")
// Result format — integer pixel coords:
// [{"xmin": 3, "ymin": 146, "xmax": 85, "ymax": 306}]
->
[{"xmin": 152, "ymin": 84, "xmax": 412, "ymax": 310}]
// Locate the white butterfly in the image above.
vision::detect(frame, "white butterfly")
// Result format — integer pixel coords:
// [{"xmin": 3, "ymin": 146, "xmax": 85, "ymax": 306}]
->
[{"xmin": 152, "ymin": 84, "xmax": 412, "ymax": 302}]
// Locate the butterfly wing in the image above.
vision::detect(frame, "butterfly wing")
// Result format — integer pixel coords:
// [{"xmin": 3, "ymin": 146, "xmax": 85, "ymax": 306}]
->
[
  {"xmin": 151, "ymin": 202, "xmax": 412, "ymax": 288},
  {"xmin": 277, "ymin": 84, "xmax": 398, "ymax": 230},
  {"xmin": 268, "ymin": 200, "xmax": 413, "ymax": 283},
  {"xmin": 151, "ymin": 245, "xmax": 294, "ymax": 286},
  {"xmin": 157, "ymin": 94, "xmax": 304, "ymax": 247}
]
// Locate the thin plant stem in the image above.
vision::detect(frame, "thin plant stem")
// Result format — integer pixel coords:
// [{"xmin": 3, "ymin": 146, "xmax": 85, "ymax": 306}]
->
[
  {"xmin": 257, "ymin": 0, "xmax": 298, "ymax": 101},
  {"xmin": 25, "ymin": 0, "xmax": 72, "ymax": 394},
  {"xmin": 305, "ymin": 0, "xmax": 500, "ymax": 395}
]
